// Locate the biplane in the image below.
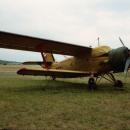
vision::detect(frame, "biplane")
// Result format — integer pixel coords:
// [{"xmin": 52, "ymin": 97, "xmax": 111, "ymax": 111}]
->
[{"xmin": 0, "ymin": 31, "xmax": 130, "ymax": 89}]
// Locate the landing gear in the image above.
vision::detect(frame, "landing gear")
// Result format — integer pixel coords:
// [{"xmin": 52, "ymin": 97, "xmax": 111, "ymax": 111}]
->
[
  {"xmin": 88, "ymin": 72, "xmax": 124, "ymax": 90},
  {"xmin": 52, "ymin": 76, "xmax": 56, "ymax": 80},
  {"xmin": 97, "ymin": 73, "xmax": 124, "ymax": 89},
  {"xmin": 88, "ymin": 77, "xmax": 97, "ymax": 90}
]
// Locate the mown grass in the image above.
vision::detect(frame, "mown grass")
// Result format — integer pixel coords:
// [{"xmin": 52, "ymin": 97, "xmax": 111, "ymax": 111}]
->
[{"xmin": 0, "ymin": 66, "xmax": 130, "ymax": 130}]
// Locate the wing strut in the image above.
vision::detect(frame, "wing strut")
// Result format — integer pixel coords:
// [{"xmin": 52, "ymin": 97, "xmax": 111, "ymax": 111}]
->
[{"xmin": 41, "ymin": 52, "xmax": 51, "ymax": 69}]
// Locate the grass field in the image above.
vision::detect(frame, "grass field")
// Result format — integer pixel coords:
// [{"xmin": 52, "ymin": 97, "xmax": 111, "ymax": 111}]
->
[{"xmin": 0, "ymin": 65, "xmax": 130, "ymax": 130}]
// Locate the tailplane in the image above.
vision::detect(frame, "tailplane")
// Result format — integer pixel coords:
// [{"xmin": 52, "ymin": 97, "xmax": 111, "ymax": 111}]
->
[
  {"xmin": 23, "ymin": 53, "xmax": 55, "ymax": 68},
  {"xmin": 44, "ymin": 53, "xmax": 55, "ymax": 63}
]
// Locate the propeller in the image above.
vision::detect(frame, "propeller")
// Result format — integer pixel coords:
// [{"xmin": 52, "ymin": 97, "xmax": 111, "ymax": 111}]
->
[
  {"xmin": 124, "ymin": 57, "xmax": 130, "ymax": 82},
  {"xmin": 124, "ymin": 57, "xmax": 130, "ymax": 74},
  {"xmin": 122, "ymin": 42, "xmax": 130, "ymax": 80},
  {"xmin": 119, "ymin": 37, "xmax": 125, "ymax": 47},
  {"xmin": 119, "ymin": 37, "xmax": 130, "ymax": 80}
]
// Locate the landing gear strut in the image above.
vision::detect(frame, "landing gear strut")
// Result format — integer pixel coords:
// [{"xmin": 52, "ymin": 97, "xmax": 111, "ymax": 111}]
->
[{"xmin": 96, "ymin": 73, "xmax": 124, "ymax": 89}]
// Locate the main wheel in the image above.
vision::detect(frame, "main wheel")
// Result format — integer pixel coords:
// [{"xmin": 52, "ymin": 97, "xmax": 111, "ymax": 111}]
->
[
  {"xmin": 88, "ymin": 77, "xmax": 97, "ymax": 90},
  {"xmin": 114, "ymin": 80, "xmax": 124, "ymax": 88},
  {"xmin": 52, "ymin": 76, "xmax": 56, "ymax": 80}
]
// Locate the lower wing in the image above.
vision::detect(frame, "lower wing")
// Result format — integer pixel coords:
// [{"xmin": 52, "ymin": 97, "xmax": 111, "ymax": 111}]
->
[{"xmin": 17, "ymin": 68, "xmax": 90, "ymax": 78}]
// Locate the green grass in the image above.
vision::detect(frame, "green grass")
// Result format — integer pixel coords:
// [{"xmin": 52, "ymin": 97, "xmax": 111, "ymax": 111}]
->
[{"xmin": 0, "ymin": 74, "xmax": 130, "ymax": 129}]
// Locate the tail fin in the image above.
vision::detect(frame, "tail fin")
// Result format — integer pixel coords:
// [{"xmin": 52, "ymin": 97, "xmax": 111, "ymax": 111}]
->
[{"xmin": 44, "ymin": 53, "xmax": 55, "ymax": 63}]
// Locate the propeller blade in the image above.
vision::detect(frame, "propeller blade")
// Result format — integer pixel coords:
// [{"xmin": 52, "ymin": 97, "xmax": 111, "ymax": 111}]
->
[
  {"xmin": 124, "ymin": 57, "xmax": 130, "ymax": 82},
  {"xmin": 124, "ymin": 57, "xmax": 130, "ymax": 76},
  {"xmin": 119, "ymin": 37, "xmax": 125, "ymax": 47}
]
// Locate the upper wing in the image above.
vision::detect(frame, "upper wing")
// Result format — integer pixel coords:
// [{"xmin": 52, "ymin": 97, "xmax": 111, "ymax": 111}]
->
[{"xmin": 0, "ymin": 31, "xmax": 92, "ymax": 56}]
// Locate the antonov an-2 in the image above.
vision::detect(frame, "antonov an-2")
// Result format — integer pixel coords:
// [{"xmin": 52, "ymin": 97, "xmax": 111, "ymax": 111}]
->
[{"xmin": 0, "ymin": 31, "xmax": 130, "ymax": 89}]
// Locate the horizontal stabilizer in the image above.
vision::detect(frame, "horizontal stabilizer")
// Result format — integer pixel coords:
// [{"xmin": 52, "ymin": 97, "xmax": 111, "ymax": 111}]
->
[
  {"xmin": 23, "ymin": 61, "xmax": 52, "ymax": 65},
  {"xmin": 23, "ymin": 61, "xmax": 43, "ymax": 65},
  {"xmin": 17, "ymin": 68, "xmax": 90, "ymax": 78}
]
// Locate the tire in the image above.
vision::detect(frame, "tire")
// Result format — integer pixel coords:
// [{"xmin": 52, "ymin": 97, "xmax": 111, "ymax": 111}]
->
[
  {"xmin": 88, "ymin": 78, "xmax": 97, "ymax": 90},
  {"xmin": 114, "ymin": 80, "xmax": 123, "ymax": 88}
]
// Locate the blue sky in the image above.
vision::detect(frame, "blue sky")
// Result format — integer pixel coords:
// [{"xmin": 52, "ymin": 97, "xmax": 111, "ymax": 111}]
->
[{"xmin": 0, "ymin": 0, "xmax": 130, "ymax": 62}]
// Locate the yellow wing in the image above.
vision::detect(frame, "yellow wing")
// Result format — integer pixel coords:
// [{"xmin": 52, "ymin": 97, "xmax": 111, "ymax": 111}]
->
[{"xmin": 0, "ymin": 31, "xmax": 91, "ymax": 56}]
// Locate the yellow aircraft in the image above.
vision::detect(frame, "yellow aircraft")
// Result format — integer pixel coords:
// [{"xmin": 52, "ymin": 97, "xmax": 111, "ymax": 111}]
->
[{"xmin": 0, "ymin": 31, "xmax": 130, "ymax": 90}]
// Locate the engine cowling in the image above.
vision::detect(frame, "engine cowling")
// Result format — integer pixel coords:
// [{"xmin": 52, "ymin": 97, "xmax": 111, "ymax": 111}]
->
[{"xmin": 109, "ymin": 47, "xmax": 129, "ymax": 72}]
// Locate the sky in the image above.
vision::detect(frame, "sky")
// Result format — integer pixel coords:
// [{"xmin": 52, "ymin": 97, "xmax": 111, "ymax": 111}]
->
[{"xmin": 0, "ymin": 0, "xmax": 130, "ymax": 62}]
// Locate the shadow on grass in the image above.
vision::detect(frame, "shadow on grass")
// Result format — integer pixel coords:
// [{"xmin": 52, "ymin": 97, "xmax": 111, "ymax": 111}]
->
[
  {"xmin": 12, "ymin": 79, "xmax": 130, "ymax": 94},
  {"xmin": 14, "ymin": 80, "xmax": 87, "ymax": 93}
]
